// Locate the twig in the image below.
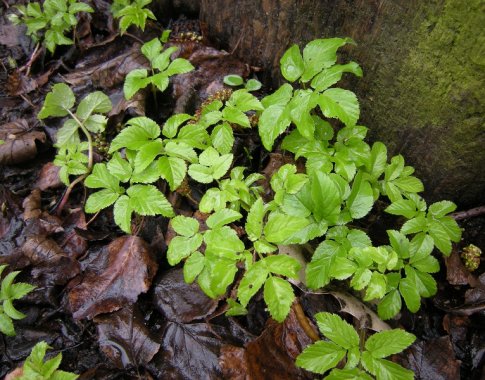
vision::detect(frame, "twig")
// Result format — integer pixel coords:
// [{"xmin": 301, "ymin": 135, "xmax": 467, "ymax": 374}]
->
[
  {"xmin": 19, "ymin": 42, "xmax": 41, "ymax": 76},
  {"xmin": 451, "ymin": 206, "xmax": 485, "ymax": 221}
]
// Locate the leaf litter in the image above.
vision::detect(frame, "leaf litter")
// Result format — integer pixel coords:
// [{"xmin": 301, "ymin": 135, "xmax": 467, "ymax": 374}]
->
[{"xmin": 0, "ymin": 2, "xmax": 483, "ymax": 379}]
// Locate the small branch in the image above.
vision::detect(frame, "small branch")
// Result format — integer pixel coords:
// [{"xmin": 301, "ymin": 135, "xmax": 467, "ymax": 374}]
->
[
  {"xmin": 451, "ymin": 206, "xmax": 485, "ymax": 221},
  {"xmin": 19, "ymin": 43, "xmax": 41, "ymax": 76}
]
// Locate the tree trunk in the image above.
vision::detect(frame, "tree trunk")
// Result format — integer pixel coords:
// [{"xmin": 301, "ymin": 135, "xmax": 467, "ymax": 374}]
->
[{"xmin": 172, "ymin": 0, "xmax": 485, "ymax": 208}]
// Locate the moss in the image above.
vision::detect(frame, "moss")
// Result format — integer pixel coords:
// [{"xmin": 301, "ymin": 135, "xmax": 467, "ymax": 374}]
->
[{"xmin": 363, "ymin": 0, "xmax": 485, "ymax": 206}]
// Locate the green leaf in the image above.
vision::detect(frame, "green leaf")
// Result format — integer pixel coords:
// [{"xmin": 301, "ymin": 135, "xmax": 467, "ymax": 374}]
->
[
  {"xmin": 428, "ymin": 220, "xmax": 452, "ymax": 255},
  {"xmin": 296, "ymin": 341, "xmax": 346, "ymax": 374},
  {"xmin": 127, "ymin": 184, "xmax": 174, "ymax": 217},
  {"xmin": 198, "ymin": 256, "xmax": 238, "ymax": 298},
  {"xmin": 385, "ymin": 199, "xmax": 418, "ymax": 219},
  {"xmin": 350, "ymin": 268, "xmax": 372, "ymax": 291},
  {"xmin": 2, "ymin": 299, "xmax": 24, "ymax": 320},
  {"xmin": 199, "ymin": 188, "xmax": 226, "ymax": 213},
  {"xmin": 107, "ymin": 152, "xmax": 132, "ymax": 182},
  {"xmin": 428, "ymin": 200, "xmax": 457, "ymax": 218},
  {"xmin": 254, "ymin": 240, "xmax": 277, "ymax": 253},
  {"xmin": 306, "ymin": 240, "xmax": 340, "ymax": 289},
  {"xmin": 364, "ymin": 272, "xmax": 387, "ymax": 301},
  {"xmin": 222, "ymin": 105, "xmax": 250, "ymax": 128},
  {"xmin": 0, "ymin": 313, "xmax": 15, "ymax": 336},
  {"xmin": 206, "ymin": 208, "xmax": 242, "ymax": 229},
  {"xmin": 325, "ymin": 368, "xmax": 373, "ymax": 380},
  {"xmin": 123, "ymin": 68, "xmax": 150, "ymax": 99},
  {"xmin": 311, "ymin": 62, "xmax": 363, "ymax": 91},
  {"xmin": 56, "ymin": 119, "xmax": 80, "ymax": 146},
  {"xmin": 84, "ymin": 163, "xmax": 121, "ymax": 192},
  {"xmin": 319, "ymin": 88, "xmax": 359, "ymax": 127},
  {"xmin": 183, "ymin": 251, "xmax": 205, "ymax": 283},
  {"xmin": 141, "ymin": 37, "xmax": 162, "ymax": 62},
  {"xmin": 437, "ymin": 216, "xmax": 462, "ymax": 243},
  {"xmin": 84, "ymin": 114, "xmax": 108, "ymax": 133},
  {"xmin": 258, "ymin": 105, "xmax": 291, "ymax": 151},
  {"xmin": 204, "ymin": 226, "xmax": 244, "ymax": 256},
  {"xmin": 162, "ymin": 113, "xmax": 192, "ymax": 138},
  {"xmin": 165, "ymin": 58, "xmax": 194, "ymax": 76},
  {"xmin": 311, "ymin": 172, "xmax": 341, "ymax": 221},
  {"xmin": 164, "ymin": 141, "xmax": 198, "ymax": 163},
  {"xmin": 69, "ymin": 2, "xmax": 93, "ymax": 13},
  {"xmin": 401, "ymin": 215, "xmax": 427, "ymax": 235},
  {"xmin": 134, "ymin": 139, "xmax": 163, "ymax": 173},
  {"xmin": 394, "ymin": 176, "xmax": 424, "ymax": 193},
  {"xmin": 188, "ymin": 164, "xmax": 214, "ymax": 183},
  {"xmin": 377, "ymin": 289, "xmax": 402, "ymax": 320},
  {"xmin": 151, "ymin": 46, "xmax": 179, "ymax": 71},
  {"xmin": 158, "ymin": 156, "xmax": 187, "ymax": 191},
  {"xmin": 109, "ymin": 117, "xmax": 160, "ymax": 152},
  {"xmin": 347, "ymin": 178, "xmax": 374, "ymax": 219},
  {"xmin": 171, "ymin": 215, "xmax": 199, "ymax": 237},
  {"xmin": 264, "ymin": 212, "xmax": 310, "ymax": 243},
  {"xmin": 301, "ymin": 37, "xmax": 354, "ymax": 82},
  {"xmin": 264, "ymin": 255, "xmax": 301, "ymax": 278},
  {"xmin": 315, "ymin": 312, "xmax": 359, "ymax": 349},
  {"xmin": 38, "ymin": 83, "xmax": 75, "ymax": 119},
  {"xmin": 150, "ymin": 72, "xmax": 169, "ymax": 92},
  {"xmin": 167, "ymin": 234, "xmax": 203, "ymax": 265},
  {"xmin": 399, "ymin": 277, "xmax": 421, "ymax": 313},
  {"xmin": 225, "ymin": 298, "xmax": 248, "ymax": 316},
  {"xmin": 362, "ymin": 355, "xmax": 414, "ymax": 380},
  {"xmin": 280, "ymin": 44, "xmax": 304, "ymax": 82},
  {"xmin": 76, "ymin": 91, "xmax": 111, "ymax": 120},
  {"xmin": 114, "ymin": 195, "xmax": 132, "ymax": 233},
  {"xmin": 365, "ymin": 329, "xmax": 416, "ymax": 358},
  {"xmin": 211, "ymin": 123, "xmax": 234, "ymax": 154},
  {"xmin": 367, "ymin": 141, "xmax": 387, "ymax": 178},
  {"xmin": 85, "ymin": 189, "xmax": 121, "ymax": 213},
  {"xmin": 245, "ymin": 198, "xmax": 265, "ymax": 241},
  {"xmin": 224, "ymin": 74, "xmax": 244, "ymax": 86},
  {"xmin": 264, "ymin": 276, "xmax": 295, "ymax": 322},
  {"xmin": 227, "ymin": 89, "xmax": 263, "ymax": 112},
  {"xmin": 238, "ymin": 261, "xmax": 269, "ymax": 307},
  {"xmin": 212, "ymin": 154, "xmax": 234, "ymax": 180},
  {"xmin": 245, "ymin": 79, "xmax": 262, "ymax": 92},
  {"xmin": 261, "ymin": 83, "xmax": 293, "ymax": 108}
]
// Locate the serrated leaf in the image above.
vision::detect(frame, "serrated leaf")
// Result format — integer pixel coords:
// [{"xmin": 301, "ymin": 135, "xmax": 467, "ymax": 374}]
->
[
  {"xmin": 364, "ymin": 272, "xmax": 387, "ymax": 301},
  {"xmin": 127, "ymin": 184, "xmax": 174, "ymax": 217},
  {"xmin": 377, "ymin": 289, "xmax": 402, "ymax": 320},
  {"xmin": 365, "ymin": 329, "xmax": 416, "ymax": 358},
  {"xmin": 134, "ymin": 139, "xmax": 163, "ymax": 173},
  {"xmin": 264, "ymin": 212, "xmax": 310, "ymax": 243},
  {"xmin": 0, "ymin": 313, "xmax": 15, "ymax": 336},
  {"xmin": 350, "ymin": 268, "xmax": 372, "ymax": 291},
  {"xmin": 315, "ymin": 312, "xmax": 359, "ymax": 349},
  {"xmin": 394, "ymin": 176, "xmax": 424, "ymax": 193},
  {"xmin": 183, "ymin": 251, "xmax": 205, "ymax": 283},
  {"xmin": 296, "ymin": 341, "xmax": 346, "ymax": 374},
  {"xmin": 428, "ymin": 220, "xmax": 452, "ymax": 255},
  {"xmin": 347, "ymin": 178, "xmax": 374, "ymax": 219},
  {"xmin": 199, "ymin": 188, "xmax": 226, "ymax": 213},
  {"xmin": 301, "ymin": 37, "xmax": 354, "ymax": 82},
  {"xmin": 3, "ymin": 299, "xmax": 26, "ymax": 320},
  {"xmin": 264, "ymin": 276, "xmax": 294, "ymax": 322},
  {"xmin": 171, "ymin": 215, "xmax": 199, "ymax": 237},
  {"xmin": 319, "ymin": 88, "xmax": 360, "ymax": 127},
  {"xmin": 69, "ymin": 2, "xmax": 93, "ymax": 13},
  {"xmin": 85, "ymin": 163, "xmax": 121, "ymax": 192},
  {"xmin": 164, "ymin": 141, "xmax": 197, "ymax": 163},
  {"xmin": 258, "ymin": 104, "xmax": 291, "ymax": 151},
  {"xmin": 311, "ymin": 172, "xmax": 341, "ymax": 221},
  {"xmin": 211, "ymin": 123, "xmax": 234, "ymax": 154},
  {"xmin": 204, "ymin": 226, "xmax": 245, "ymax": 256},
  {"xmin": 38, "ymin": 83, "xmax": 75, "ymax": 119},
  {"xmin": 212, "ymin": 153, "xmax": 233, "ymax": 179},
  {"xmin": 84, "ymin": 114, "xmax": 108, "ymax": 133},
  {"xmin": 280, "ymin": 44, "xmax": 304, "ymax": 82},
  {"xmin": 188, "ymin": 164, "xmax": 213, "ymax": 183},
  {"xmin": 56, "ymin": 119, "xmax": 80, "ymax": 146},
  {"xmin": 363, "ymin": 355, "xmax": 414, "ymax": 380},
  {"xmin": 167, "ymin": 234, "xmax": 203, "ymax": 265},
  {"xmin": 222, "ymin": 105, "xmax": 250, "ymax": 128},
  {"xmin": 438, "ymin": 216, "xmax": 461, "ymax": 243},
  {"xmin": 113, "ymin": 195, "xmax": 132, "ymax": 233},
  {"xmin": 261, "ymin": 83, "xmax": 293, "ymax": 108},
  {"xmin": 85, "ymin": 188, "xmax": 121, "ymax": 213},
  {"xmin": 162, "ymin": 113, "xmax": 192, "ymax": 138},
  {"xmin": 326, "ymin": 368, "xmax": 373, "ymax": 380},
  {"xmin": 264, "ymin": 255, "xmax": 301, "ymax": 278},
  {"xmin": 198, "ymin": 256, "xmax": 238, "ymax": 298},
  {"xmin": 428, "ymin": 200, "xmax": 457, "ymax": 218},
  {"xmin": 401, "ymin": 215, "xmax": 427, "ymax": 235},
  {"xmin": 306, "ymin": 240, "xmax": 341, "ymax": 289},
  {"xmin": 150, "ymin": 72, "xmax": 169, "ymax": 92},
  {"xmin": 107, "ymin": 152, "xmax": 132, "ymax": 182},
  {"xmin": 238, "ymin": 261, "xmax": 269, "ymax": 307},
  {"xmin": 399, "ymin": 277, "xmax": 421, "ymax": 313},
  {"xmin": 245, "ymin": 198, "xmax": 265, "ymax": 241},
  {"xmin": 385, "ymin": 199, "xmax": 418, "ymax": 219},
  {"xmin": 227, "ymin": 89, "xmax": 263, "ymax": 112},
  {"xmin": 254, "ymin": 240, "xmax": 277, "ymax": 253},
  {"xmin": 141, "ymin": 38, "xmax": 162, "ymax": 62},
  {"xmin": 109, "ymin": 117, "xmax": 160, "ymax": 152},
  {"xmin": 76, "ymin": 91, "xmax": 111, "ymax": 121},
  {"xmin": 206, "ymin": 208, "xmax": 242, "ymax": 229},
  {"xmin": 157, "ymin": 156, "xmax": 186, "ymax": 191},
  {"xmin": 151, "ymin": 46, "xmax": 179, "ymax": 71},
  {"xmin": 123, "ymin": 69, "xmax": 150, "ymax": 99},
  {"xmin": 165, "ymin": 58, "xmax": 194, "ymax": 76},
  {"xmin": 311, "ymin": 62, "xmax": 363, "ymax": 91},
  {"xmin": 226, "ymin": 298, "xmax": 248, "ymax": 316}
]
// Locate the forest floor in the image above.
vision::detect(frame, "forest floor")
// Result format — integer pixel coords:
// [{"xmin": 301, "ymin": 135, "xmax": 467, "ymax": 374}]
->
[{"xmin": 0, "ymin": 1, "xmax": 484, "ymax": 379}]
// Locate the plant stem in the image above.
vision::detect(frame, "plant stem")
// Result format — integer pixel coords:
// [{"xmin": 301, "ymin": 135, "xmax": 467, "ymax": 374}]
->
[{"xmin": 55, "ymin": 110, "xmax": 94, "ymax": 215}]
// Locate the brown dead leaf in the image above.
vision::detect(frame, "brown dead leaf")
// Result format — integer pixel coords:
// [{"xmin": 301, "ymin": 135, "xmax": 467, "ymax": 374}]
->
[
  {"xmin": 35, "ymin": 162, "xmax": 63, "ymax": 191},
  {"xmin": 152, "ymin": 268, "xmax": 218, "ymax": 323},
  {"xmin": 445, "ymin": 248, "xmax": 473, "ymax": 286},
  {"xmin": 67, "ymin": 235, "xmax": 157, "ymax": 319},
  {"xmin": 220, "ymin": 307, "xmax": 313, "ymax": 380},
  {"xmin": 94, "ymin": 306, "xmax": 160, "ymax": 369},
  {"xmin": 0, "ymin": 119, "xmax": 46, "ymax": 165},
  {"xmin": 22, "ymin": 188, "xmax": 42, "ymax": 220}
]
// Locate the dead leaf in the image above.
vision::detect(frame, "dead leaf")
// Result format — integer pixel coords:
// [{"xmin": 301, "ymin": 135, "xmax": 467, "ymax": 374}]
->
[
  {"xmin": 22, "ymin": 188, "xmax": 42, "ymax": 220},
  {"xmin": 152, "ymin": 268, "xmax": 219, "ymax": 323},
  {"xmin": 445, "ymin": 248, "xmax": 472, "ymax": 286},
  {"xmin": 0, "ymin": 120, "xmax": 46, "ymax": 165},
  {"xmin": 94, "ymin": 306, "xmax": 160, "ymax": 369},
  {"xmin": 67, "ymin": 235, "xmax": 157, "ymax": 319},
  {"xmin": 219, "ymin": 345, "xmax": 248, "ymax": 380},
  {"xmin": 35, "ymin": 162, "xmax": 63, "ymax": 191}
]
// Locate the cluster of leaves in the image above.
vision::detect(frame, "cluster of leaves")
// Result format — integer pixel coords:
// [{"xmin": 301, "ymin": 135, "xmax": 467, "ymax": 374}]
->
[
  {"xmin": 8, "ymin": 0, "xmax": 93, "ymax": 53},
  {"xmin": 296, "ymin": 312, "xmax": 416, "ymax": 380},
  {"xmin": 223, "ymin": 74, "xmax": 262, "ymax": 92},
  {"xmin": 38, "ymin": 83, "xmax": 112, "ymax": 185},
  {"xmin": 124, "ymin": 34, "xmax": 194, "ymax": 99},
  {"xmin": 111, "ymin": 0, "xmax": 156, "ymax": 34},
  {"xmin": 0, "ymin": 265, "xmax": 35, "ymax": 336},
  {"xmin": 16, "ymin": 341, "xmax": 78, "ymax": 380}
]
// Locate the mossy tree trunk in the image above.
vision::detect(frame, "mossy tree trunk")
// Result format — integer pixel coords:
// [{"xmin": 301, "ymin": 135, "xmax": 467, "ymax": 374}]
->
[{"xmin": 163, "ymin": 0, "xmax": 485, "ymax": 208}]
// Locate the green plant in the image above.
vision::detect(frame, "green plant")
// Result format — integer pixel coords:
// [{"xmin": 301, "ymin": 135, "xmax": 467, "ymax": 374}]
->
[
  {"xmin": 38, "ymin": 83, "xmax": 112, "ymax": 212},
  {"xmin": 296, "ymin": 312, "xmax": 415, "ymax": 379},
  {"xmin": 123, "ymin": 34, "xmax": 194, "ymax": 100},
  {"xmin": 8, "ymin": 0, "xmax": 93, "ymax": 53},
  {"xmin": 17, "ymin": 341, "xmax": 78, "ymax": 380},
  {"xmin": 224, "ymin": 74, "xmax": 262, "ymax": 92},
  {"xmin": 111, "ymin": 0, "xmax": 156, "ymax": 35},
  {"xmin": 0, "ymin": 265, "xmax": 35, "ymax": 336}
]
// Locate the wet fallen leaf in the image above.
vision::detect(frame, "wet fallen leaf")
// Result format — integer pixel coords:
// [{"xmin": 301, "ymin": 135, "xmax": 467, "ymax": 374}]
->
[
  {"xmin": 445, "ymin": 248, "xmax": 472, "ymax": 286},
  {"xmin": 22, "ymin": 188, "xmax": 42, "ymax": 220},
  {"xmin": 152, "ymin": 268, "xmax": 219, "ymax": 323},
  {"xmin": 0, "ymin": 120, "xmax": 46, "ymax": 165},
  {"xmin": 94, "ymin": 306, "xmax": 160, "ymax": 369},
  {"xmin": 67, "ymin": 235, "xmax": 157, "ymax": 319},
  {"xmin": 35, "ymin": 162, "xmax": 63, "ymax": 191}
]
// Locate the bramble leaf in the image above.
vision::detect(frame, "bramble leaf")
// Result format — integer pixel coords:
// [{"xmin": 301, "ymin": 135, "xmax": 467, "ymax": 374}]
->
[{"xmin": 263, "ymin": 276, "xmax": 294, "ymax": 322}]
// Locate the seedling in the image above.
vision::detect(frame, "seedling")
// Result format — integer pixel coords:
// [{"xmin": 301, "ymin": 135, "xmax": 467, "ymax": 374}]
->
[
  {"xmin": 8, "ymin": 0, "xmax": 93, "ymax": 53},
  {"xmin": 296, "ymin": 312, "xmax": 415, "ymax": 379},
  {"xmin": 224, "ymin": 74, "xmax": 262, "ymax": 92},
  {"xmin": 111, "ymin": 0, "xmax": 156, "ymax": 35},
  {"xmin": 0, "ymin": 265, "xmax": 35, "ymax": 336},
  {"xmin": 123, "ymin": 35, "xmax": 194, "ymax": 100},
  {"xmin": 16, "ymin": 341, "xmax": 78, "ymax": 380}
]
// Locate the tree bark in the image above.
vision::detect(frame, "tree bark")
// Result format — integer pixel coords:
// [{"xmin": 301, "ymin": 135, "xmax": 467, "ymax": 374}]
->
[{"xmin": 197, "ymin": 0, "xmax": 485, "ymax": 208}]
